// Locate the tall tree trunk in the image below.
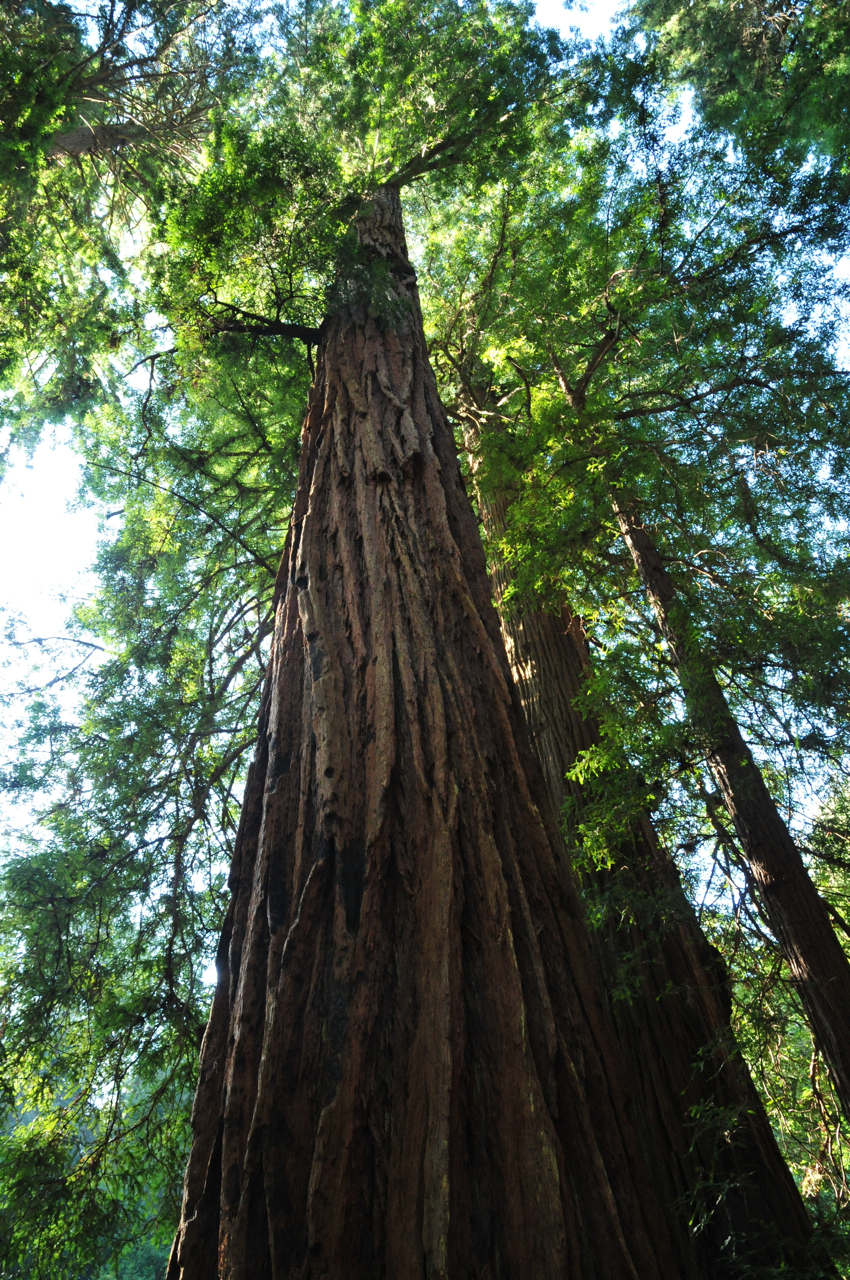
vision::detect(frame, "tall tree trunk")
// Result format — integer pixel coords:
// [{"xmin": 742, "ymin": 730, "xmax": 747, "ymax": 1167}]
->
[
  {"xmin": 463, "ymin": 461, "xmax": 816, "ymax": 1277},
  {"xmin": 615, "ymin": 501, "xmax": 850, "ymax": 1131},
  {"xmin": 166, "ymin": 186, "xmax": 683, "ymax": 1280}
]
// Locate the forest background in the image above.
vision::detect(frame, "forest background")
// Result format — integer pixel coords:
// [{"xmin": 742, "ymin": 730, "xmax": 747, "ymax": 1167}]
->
[{"xmin": 2, "ymin": 0, "xmax": 850, "ymax": 1274}]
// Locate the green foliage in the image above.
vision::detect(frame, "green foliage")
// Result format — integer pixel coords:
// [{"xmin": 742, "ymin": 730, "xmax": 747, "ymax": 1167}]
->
[
  {"xmin": 0, "ymin": 0, "xmax": 248, "ymax": 187},
  {"xmin": 0, "ymin": 339, "xmax": 308, "ymax": 1272},
  {"xmin": 418, "ymin": 93, "xmax": 850, "ymax": 823},
  {"xmin": 2, "ymin": 0, "xmax": 850, "ymax": 1270},
  {"xmin": 625, "ymin": 0, "xmax": 850, "ymax": 180},
  {"xmin": 414, "ymin": 89, "xmax": 850, "ymax": 1257},
  {"xmin": 268, "ymin": 0, "xmax": 562, "ymax": 185},
  {"xmin": 97, "ymin": 1238, "xmax": 171, "ymax": 1280},
  {"xmin": 0, "ymin": 1, "xmax": 87, "ymax": 179},
  {"xmin": 0, "ymin": 0, "xmax": 257, "ymax": 477}
]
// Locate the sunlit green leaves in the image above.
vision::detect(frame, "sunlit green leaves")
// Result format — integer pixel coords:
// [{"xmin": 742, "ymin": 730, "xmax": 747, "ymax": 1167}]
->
[
  {"xmin": 0, "ymin": 329, "xmax": 308, "ymax": 1271},
  {"xmin": 414, "ymin": 97, "xmax": 850, "ymax": 1237},
  {"xmin": 625, "ymin": 0, "xmax": 850, "ymax": 183}
]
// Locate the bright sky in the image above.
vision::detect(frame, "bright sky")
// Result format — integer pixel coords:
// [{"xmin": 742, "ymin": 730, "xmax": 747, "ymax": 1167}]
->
[
  {"xmin": 536, "ymin": 0, "xmax": 622, "ymax": 39},
  {"xmin": 0, "ymin": 425, "xmax": 101, "ymax": 841},
  {"xmin": 0, "ymin": 426, "xmax": 99, "ymax": 648}
]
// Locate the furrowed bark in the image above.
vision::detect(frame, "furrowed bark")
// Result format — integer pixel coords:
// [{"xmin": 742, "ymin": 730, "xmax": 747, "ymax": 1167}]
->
[
  {"xmin": 463, "ymin": 461, "xmax": 816, "ymax": 1277},
  {"xmin": 167, "ymin": 186, "xmax": 682, "ymax": 1280},
  {"xmin": 615, "ymin": 501, "xmax": 850, "ymax": 1132}
]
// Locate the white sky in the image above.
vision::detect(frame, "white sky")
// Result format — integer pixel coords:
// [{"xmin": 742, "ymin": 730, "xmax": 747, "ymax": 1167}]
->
[
  {"xmin": 0, "ymin": 426, "xmax": 99, "ymax": 646},
  {"xmin": 0, "ymin": 426, "xmax": 101, "ymax": 844},
  {"xmin": 537, "ymin": 0, "xmax": 622, "ymax": 39}
]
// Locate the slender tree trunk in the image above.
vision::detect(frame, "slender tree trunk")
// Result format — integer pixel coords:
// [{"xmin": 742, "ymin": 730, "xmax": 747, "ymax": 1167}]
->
[
  {"xmin": 46, "ymin": 122, "xmax": 149, "ymax": 157},
  {"xmin": 166, "ymin": 187, "xmax": 682, "ymax": 1280},
  {"xmin": 462, "ymin": 462, "xmax": 816, "ymax": 1277},
  {"xmin": 615, "ymin": 501, "xmax": 850, "ymax": 1131}
]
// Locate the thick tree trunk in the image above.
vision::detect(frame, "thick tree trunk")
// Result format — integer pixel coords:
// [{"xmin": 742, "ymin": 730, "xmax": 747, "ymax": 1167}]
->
[
  {"xmin": 166, "ymin": 187, "xmax": 682, "ymax": 1280},
  {"xmin": 615, "ymin": 502, "xmax": 850, "ymax": 1131},
  {"xmin": 465, "ymin": 472, "xmax": 816, "ymax": 1277}
]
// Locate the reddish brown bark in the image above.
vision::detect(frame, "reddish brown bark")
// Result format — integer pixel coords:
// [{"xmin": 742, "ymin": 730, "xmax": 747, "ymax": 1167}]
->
[
  {"xmin": 500, "ymin": 601, "xmax": 815, "ymax": 1276},
  {"xmin": 460, "ymin": 462, "xmax": 816, "ymax": 1276},
  {"xmin": 167, "ymin": 187, "xmax": 683, "ymax": 1279},
  {"xmin": 615, "ymin": 502, "xmax": 850, "ymax": 1134}
]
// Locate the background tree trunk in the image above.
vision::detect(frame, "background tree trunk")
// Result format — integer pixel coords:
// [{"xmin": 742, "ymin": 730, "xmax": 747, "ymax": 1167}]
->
[
  {"xmin": 166, "ymin": 187, "xmax": 683, "ymax": 1280},
  {"xmin": 463, "ymin": 459, "xmax": 816, "ymax": 1277},
  {"xmin": 45, "ymin": 122, "xmax": 149, "ymax": 157},
  {"xmin": 615, "ymin": 500, "xmax": 850, "ymax": 1133}
]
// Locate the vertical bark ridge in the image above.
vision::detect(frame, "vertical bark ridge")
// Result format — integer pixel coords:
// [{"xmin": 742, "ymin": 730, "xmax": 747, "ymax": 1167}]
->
[
  {"xmin": 615, "ymin": 500, "xmax": 850, "ymax": 1133},
  {"xmin": 464, "ymin": 463, "xmax": 816, "ymax": 1277},
  {"xmin": 167, "ymin": 186, "xmax": 681, "ymax": 1280}
]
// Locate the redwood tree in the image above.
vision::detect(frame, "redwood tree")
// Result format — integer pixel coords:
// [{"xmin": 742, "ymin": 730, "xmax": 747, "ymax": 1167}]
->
[
  {"xmin": 613, "ymin": 502, "xmax": 850, "ymax": 1135},
  {"xmin": 412, "ymin": 107, "xmax": 850, "ymax": 1136},
  {"xmin": 167, "ymin": 182, "xmax": 687, "ymax": 1280},
  {"xmin": 456, "ymin": 405, "xmax": 814, "ymax": 1277},
  {"xmin": 550, "ymin": 312, "xmax": 850, "ymax": 1126}
]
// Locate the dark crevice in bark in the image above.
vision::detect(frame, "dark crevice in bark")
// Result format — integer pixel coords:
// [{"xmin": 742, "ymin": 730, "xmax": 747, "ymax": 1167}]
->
[
  {"xmin": 167, "ymin": 186, "xmax": 686, "ymax": 1279},
  {"xmin": 614, "ymin": 499, "xmax": 850, "ymax": 1134}
]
